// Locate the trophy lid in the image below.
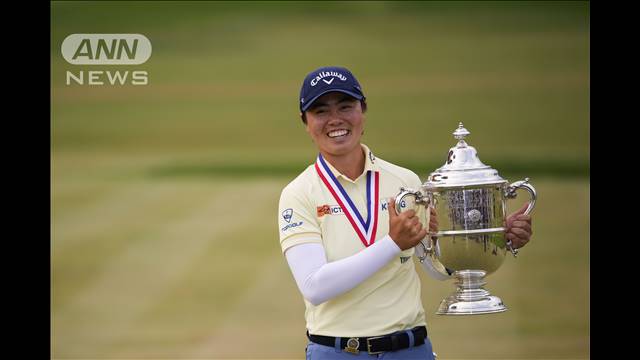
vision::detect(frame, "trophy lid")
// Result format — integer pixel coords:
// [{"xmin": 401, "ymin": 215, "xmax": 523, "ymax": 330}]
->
[{"xmin": 424, "ymin": 122, "xmax": 507, "ymax": 189}]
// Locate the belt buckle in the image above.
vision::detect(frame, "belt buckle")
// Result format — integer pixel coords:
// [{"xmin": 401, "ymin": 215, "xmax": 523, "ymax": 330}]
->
[
  {"xmin": 367, "ymin": 335, "xmax": 385, "ymax": 355},
  {"xmin": 344, "ymin": 337, "xmax": 360, "ymax": 355}
]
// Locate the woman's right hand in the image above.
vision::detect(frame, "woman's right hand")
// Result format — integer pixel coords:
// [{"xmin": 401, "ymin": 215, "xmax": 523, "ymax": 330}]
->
[{"xmin": 388, "ymin": 197, "xmax": 428, "ymax": 251}]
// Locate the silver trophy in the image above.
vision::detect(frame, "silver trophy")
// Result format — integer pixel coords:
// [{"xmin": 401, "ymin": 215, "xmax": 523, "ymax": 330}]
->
[{"xmin": 395, "ymin": 123, "xmax": 537, "ymax": 315}]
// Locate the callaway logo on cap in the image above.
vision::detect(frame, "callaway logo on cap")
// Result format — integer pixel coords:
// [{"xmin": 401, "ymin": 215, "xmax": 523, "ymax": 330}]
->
[{"xmin": 299, "ymin": 66, "xmax": 365, "ymax": 113}]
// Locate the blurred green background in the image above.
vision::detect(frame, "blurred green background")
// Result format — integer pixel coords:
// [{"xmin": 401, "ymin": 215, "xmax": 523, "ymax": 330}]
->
[{"xmin": 51, "ymin": 1, "xmax": 589, "ymax": 359}]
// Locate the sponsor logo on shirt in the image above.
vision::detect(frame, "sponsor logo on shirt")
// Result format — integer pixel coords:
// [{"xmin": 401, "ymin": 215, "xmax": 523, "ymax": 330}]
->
[
  {"xmin": 316, "ymin": 200, "xmax": 405, "ymax": 216},
  {"xmin": 282, "ymin": 208, "xmax": 293, "ymax": 223},
  {"xmin": 281, "ymin": 221, "xmax": 303, "ymax": 232},
  {"xmin": 317, "ymin": 205, "xmax": 330, "ymax": 217},
  {"xmin": 317, "ymin": 204, "xmax": 344, "ymax": 217},
  {"xmin": 380, "ymin": 198, "xmax": 407, "ymax": 212},
  {"xmin": 400, "ymin": 256, "xmax": 411, "ymax": 264}
]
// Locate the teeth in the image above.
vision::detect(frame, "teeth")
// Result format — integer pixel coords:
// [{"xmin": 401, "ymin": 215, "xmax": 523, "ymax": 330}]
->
[{"xmin": 328, "ymin": 129, "xmax": 349, "ymax": 138}]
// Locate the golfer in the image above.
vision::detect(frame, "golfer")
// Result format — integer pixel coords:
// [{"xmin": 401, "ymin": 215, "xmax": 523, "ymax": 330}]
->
[{"xmin": 278, "ymin": 66, "xmax": 533, "ymax": 359}]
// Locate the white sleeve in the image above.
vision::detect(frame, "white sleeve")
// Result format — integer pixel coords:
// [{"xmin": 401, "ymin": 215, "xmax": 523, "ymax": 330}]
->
[{"xmin": 284, "ymin": 235, "xmax": 401, "ymax": 306}]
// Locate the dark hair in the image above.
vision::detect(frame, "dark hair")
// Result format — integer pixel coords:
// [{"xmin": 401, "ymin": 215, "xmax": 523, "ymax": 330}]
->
[{"xmin": 300, "ymin": 99, "xmax": 368, "ymax": 124}]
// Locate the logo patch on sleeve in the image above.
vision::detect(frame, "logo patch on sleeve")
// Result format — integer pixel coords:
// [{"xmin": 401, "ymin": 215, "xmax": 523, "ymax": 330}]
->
[
  {"xmin": 281, "ymin": 221, "xmax": 303, "ymax": 232},
  {"xmin": 282, "ymin": 208, "xmax": 293, "ymax": 223},
  {"xmin": 280, "ymin": 209, "xmax": 303, "ymax": 232}
]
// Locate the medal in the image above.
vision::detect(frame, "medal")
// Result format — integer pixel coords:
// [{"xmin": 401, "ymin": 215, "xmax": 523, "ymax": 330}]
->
[{"xmin": 315, "ymin": 154, "xmax": 379, "ymax": 247}]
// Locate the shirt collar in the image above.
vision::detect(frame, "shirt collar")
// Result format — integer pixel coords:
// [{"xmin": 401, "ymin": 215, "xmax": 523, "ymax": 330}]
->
[
  {"xmin": 361, "ymin": 143, "xmax": 378, "ymax": 173},
  {"xmin": 320, "ymin": 144, "xmax": 379, "ymax": 183}
]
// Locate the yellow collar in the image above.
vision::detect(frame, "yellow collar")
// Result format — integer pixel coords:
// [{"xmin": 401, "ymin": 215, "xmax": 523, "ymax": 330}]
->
[{"xmin": 320, "ymin": 144, "xmax": 378, "ymax": 183}]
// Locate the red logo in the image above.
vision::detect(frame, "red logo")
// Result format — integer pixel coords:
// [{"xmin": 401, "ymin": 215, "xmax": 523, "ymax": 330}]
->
[{"xmin": 317, "ymin": 205, "xmax": 331, "ymax": 217}]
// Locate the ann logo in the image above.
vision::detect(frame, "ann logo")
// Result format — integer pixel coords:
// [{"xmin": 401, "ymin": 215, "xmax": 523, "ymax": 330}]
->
[
  {"xmin": 72, "ymin": 38, "xmax": 138, "ymax": 62},
  {"xmin": 62, "ymin": 34, "xmax": 152, "ymax": 86},
  {"xmin": 62, "ymin": 34, "xmax": 152, "ymax": 65}
]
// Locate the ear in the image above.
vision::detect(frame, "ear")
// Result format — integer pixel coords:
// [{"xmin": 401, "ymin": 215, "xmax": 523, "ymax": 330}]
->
[
  {"xmin": 358, "ymin": 101, "xmax": 366, "ymax": 118},
  {"xmin": 303, "ymin": 113, "xmax": 311, "ymax": 134}
]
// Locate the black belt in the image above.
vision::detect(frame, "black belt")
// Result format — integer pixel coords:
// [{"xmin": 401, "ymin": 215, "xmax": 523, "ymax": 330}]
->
[{"xmin": 307, "ymin": 326, "xmax": 427, "ymax": 355}]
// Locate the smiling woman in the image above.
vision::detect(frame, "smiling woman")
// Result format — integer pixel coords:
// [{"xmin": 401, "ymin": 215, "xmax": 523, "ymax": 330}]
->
[
  {"xmin": 278, "ymin": 66, "xmax": 535, "ymax": 359},
  {"xmin": 304, "ymin": 93, "xmax": 366, "ymax": 180},
  {"xmin": 299, "ymin": 66, "xmax": 368, "ymax": 181},
  {"xmin": 280, "ymin": 67, "xmax": 440, "ymax": 359}
]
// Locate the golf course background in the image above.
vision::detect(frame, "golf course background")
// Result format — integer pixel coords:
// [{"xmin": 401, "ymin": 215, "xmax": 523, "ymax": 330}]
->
[{"xmin": 52, "ymin": 1, "xmax": 589, "ymax": 359}]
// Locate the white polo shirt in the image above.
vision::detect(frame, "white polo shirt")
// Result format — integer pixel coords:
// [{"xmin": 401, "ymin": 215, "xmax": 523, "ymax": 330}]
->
[{"xmin": 278, "ymin": 144, "xmax": 427, "ymax": 337}]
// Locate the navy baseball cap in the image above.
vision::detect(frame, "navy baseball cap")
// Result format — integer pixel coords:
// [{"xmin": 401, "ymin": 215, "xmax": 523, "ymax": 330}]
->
[{"xmin": 299, "ymin": 66, "xmax": 366, "ymax": 113}]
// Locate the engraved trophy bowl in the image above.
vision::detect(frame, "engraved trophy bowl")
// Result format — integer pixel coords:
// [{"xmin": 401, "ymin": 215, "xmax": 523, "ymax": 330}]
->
[{"xmin": 395, "ymin": 123, "xmax": 537, "ymax": 315}]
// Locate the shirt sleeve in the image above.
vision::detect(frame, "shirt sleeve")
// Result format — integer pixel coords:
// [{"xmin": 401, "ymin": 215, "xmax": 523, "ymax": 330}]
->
[
  {"xmin": 278, "ymin": 181, "xmax": 323, "ymax": 253},
  {"xmin": 284, "ymin": 235, "xmax": 401, "ymax": 306}
]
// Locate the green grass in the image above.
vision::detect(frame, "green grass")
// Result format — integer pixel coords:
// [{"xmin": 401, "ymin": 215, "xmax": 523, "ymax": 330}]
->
[
  {"xmin": 52, "ymin": 157, "xmax": 589, "ymax": 358},
  {"xmin": 52, "ymin": 2, "xmax": 589, "ymax": 358}
]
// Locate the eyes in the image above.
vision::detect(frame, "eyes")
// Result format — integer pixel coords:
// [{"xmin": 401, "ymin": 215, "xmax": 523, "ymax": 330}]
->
[{"xmin": 313, "ymin": 103, "xmax": 354, "ymax": 115}]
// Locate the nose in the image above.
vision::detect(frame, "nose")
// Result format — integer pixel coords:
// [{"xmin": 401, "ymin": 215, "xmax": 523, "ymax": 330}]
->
[{"xmin": 327, "ymin": 108, "xmax": 344, "ymax": 125}]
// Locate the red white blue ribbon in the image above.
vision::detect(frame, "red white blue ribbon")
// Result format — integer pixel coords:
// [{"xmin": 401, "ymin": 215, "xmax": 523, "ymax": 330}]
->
[{"xmin": 315, "ymin": 154, "xmax": 380, "ymax": 247}]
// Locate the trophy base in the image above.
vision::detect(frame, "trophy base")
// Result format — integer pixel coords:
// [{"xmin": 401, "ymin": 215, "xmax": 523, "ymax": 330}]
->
[{"xmin": 436, "ymin": 270, "xmax": 507, "ymax": 315}]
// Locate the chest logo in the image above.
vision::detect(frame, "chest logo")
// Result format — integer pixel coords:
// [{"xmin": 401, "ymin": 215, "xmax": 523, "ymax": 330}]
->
[{"xmin": 317, "ymin": 205, "xmax": 345, "ymax": 217}]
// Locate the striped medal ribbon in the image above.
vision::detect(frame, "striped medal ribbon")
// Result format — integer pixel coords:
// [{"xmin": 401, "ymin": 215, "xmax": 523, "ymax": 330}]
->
[{"xmin": 315, "ymin": 154, "xmax": 380, "ymax": 247}]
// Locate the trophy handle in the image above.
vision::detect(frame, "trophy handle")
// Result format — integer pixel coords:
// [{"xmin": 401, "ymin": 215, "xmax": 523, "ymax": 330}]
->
[
  {"xmin": 505, "ymin": 178, "xmax": 537, "ymax": 215},
  {"xmin": 394, "ymin": 187, "xmax": 428, "ymax": 214},
  {"xmin": 504, "ymin": 178, "xmax": 537, "ymax": 257},
  {"xmin": 395, "ymin": 188, "xmax": 434, "ymax": 260}
]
